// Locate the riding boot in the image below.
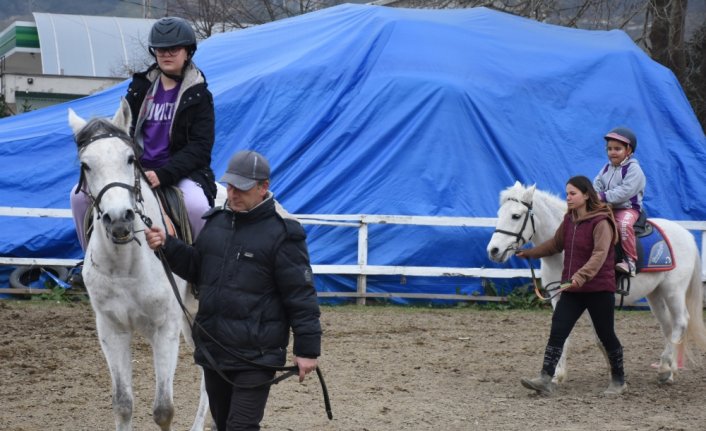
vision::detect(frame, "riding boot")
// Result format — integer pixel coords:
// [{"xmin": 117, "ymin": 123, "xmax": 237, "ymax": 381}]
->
[
  {"xmin": 520, "ymin": 369, "xmax": 556, "ymax": 395},
  {"xmin": 604, "ymin": 347, "xmax": 627, "ymax": 395},
  {"xmin": 521, "ymin": 344, "xmax": 562, "ymax": 395}
]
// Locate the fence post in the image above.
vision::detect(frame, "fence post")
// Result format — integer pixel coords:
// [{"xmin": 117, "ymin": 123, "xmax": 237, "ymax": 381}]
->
[
  {"xmin": 702, "ymin": 231, "xmax": 706, "ymax": 282},
  {"xmin": 356, "ymin": 222, "xmax": 368, "ymax": 305}
]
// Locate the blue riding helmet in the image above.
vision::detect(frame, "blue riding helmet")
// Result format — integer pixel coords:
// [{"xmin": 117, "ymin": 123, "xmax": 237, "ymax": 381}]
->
[{"xmin": 604, "ymin": 127, "xmax": 637, "ymax": 153}]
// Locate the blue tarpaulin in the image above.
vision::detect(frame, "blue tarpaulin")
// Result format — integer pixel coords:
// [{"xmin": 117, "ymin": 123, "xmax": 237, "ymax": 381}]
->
[{"xmin": 1, "ymin": 5, "xmax": 705, "ymax": 300}]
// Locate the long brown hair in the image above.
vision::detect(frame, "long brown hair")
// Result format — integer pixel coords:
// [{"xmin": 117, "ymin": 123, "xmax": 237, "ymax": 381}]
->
[{"xmin": 567, "ymin": 175, "xmax": 606, "ymax": 212}]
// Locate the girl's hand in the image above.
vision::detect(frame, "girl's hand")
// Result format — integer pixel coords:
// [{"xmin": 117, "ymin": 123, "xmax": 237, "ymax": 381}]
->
[{"xmin": 145, "ymin": 170, "xmax": 161, "ymax": 188}]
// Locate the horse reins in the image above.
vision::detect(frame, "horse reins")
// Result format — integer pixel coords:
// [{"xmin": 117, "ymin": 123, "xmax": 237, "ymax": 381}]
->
[
  {"xmin": 526, "ymin": 258, "xmax": 573, "ymax": 301},
  {"xmin": 77, "ymin": 131, "xmax": 333, "ymax": 420}
]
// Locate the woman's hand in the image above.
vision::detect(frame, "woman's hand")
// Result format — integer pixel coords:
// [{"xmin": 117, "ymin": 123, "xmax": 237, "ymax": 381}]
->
[{"xmin": 516, "ymin": 250, "xmax": 530, "ymax": 259}]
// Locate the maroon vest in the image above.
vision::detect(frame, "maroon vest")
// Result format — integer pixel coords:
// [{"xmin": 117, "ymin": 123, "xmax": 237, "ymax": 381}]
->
[{"xmin": 561, "ymin": 213, "xmax": 616, "ymax": 293}]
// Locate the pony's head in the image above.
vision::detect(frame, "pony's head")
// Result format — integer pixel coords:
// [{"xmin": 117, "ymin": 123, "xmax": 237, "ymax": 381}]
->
[
  {"xmin": 486, "ymin": 181, "xmax": 537, "ymax": 263},
  {"xmin": 69, "ymin": 99, "xmax": 143, "ymax": 245}
]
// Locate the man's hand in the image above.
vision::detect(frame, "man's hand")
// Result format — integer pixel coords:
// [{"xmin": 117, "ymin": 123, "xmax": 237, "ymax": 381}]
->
[
  {"xmin": 145, "ymin": 226, "xmax": 166, "ymax": 250},
  {"xmin": 293, "ymin": 356, "xmax": 318, "ymax": 383}
]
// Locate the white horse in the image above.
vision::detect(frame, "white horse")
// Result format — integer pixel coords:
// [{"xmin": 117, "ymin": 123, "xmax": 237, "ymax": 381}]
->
[
  {"xmin": 68, "ymin": 100, "xmax": 211, "ymax": 430},
  {"xmin": 486, "ymin": 181, "xmax": 706, "ymax": 384}
]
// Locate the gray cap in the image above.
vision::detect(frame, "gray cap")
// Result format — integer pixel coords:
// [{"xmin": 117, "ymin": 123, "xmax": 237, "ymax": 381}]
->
[{"xmin": 219, "ymin": 150, "xmax": 270, "ymax": 190}]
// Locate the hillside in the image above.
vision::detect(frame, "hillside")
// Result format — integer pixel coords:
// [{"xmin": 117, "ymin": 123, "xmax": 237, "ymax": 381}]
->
[{"xmin": 0, "ymin": 0, "xmax": 169, "ymax": 30}]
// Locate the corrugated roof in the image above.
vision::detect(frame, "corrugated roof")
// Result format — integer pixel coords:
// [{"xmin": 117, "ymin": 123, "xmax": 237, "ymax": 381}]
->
[{"xmin": 33, "ymin": 13, "xmax": 156, "ymax": 78}]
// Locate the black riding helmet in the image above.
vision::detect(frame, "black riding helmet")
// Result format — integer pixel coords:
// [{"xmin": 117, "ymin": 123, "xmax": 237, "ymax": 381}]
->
[
  {"xmin": 604, "ymin": 127, "xmax": 637, "ymax": 153},
  {"xmin": 148, "ymin": 17, "xmax": 197, "ymax": 58}
]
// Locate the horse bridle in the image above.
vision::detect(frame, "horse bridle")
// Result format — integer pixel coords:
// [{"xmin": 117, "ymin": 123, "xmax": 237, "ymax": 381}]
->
[
  {"xmin": 493, "ymin": 197, "xmax": 536, "ymax": 259},
  {"xmin": 75, "ymin": 132, "xmax": 152, "ymax": 244}
]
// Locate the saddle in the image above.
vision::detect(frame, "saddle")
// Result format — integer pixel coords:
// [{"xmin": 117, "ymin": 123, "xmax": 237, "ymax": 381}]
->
[
  {"xmin": 84, "ymin": 185, "xmax": 193, "ymax": 246},
  {"xmin": 614, "ymin": 209, "xmax": 675, "ymax": 276}
]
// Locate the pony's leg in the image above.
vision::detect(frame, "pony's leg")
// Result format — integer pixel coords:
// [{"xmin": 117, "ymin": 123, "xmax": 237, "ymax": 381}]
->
[
  {"xmin": 191, "ymin": 367, "xmax": 212, "ymax": 431},
  {"xmin": 150, "ymin": 324, "xmax": 181, "ymax": 431},
  {"xmin": 645, "ymin": 291, "xmax": 679, "ymax": 384},
  {"xmin": 553, "ymin": 338, "xmax": 569, "ymax": 383},
  {"xmin": 584, "ymin": 312, "xmax": 611, "ymax": 376},
  {"xmin": 180, "ymin": 306, "xmax": 211, "ymax": 431},
  {"xmin": 96, "ymin": 316, "xmax": 134, "ymax": 431},
  {"xmin": 550, "ymin": 295, "xmax": 570, "ymax": 383}
]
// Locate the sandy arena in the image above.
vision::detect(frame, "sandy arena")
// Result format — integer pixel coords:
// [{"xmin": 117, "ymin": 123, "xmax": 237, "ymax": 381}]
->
[{"xmin": 1, "ymin": 300, "xmax": 705, "ymax": 431}]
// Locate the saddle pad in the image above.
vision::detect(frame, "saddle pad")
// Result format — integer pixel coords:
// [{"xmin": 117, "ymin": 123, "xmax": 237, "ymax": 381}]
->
[{"xmin": 638, "ymin": 221, "xmax": 675, "ymax": 272}]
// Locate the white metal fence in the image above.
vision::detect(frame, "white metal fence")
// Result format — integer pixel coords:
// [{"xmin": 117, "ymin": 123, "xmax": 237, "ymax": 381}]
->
[{"xmin": 2, "ymin": 206, "xmax": 706, "ymax": 303}]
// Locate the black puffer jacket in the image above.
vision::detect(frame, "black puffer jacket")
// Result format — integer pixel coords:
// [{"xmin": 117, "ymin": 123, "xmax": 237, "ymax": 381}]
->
[
  {"xmin": 162, "ymin": 194, "xmax": 321, "ymax": 370},
  {"xmin": 126, "ymin": 63, "xmax": 217, "ymax": 205}
]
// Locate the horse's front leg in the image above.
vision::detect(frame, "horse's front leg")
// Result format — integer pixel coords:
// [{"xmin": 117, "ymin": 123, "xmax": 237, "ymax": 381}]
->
[
  {"xmin": 96, "ymin": 316, "xmax": 135, "ymax": 431},
  {"xmin": 150, "ymin": 323, "xmax": 181, "ymax": 431},
  {"xmin": 180, "ymin": 307, "xmax": 211, "ymax": 431},
  {"xmin": 550, "ymin": 295, "xmax": 569, "ymax": 383},
  {"xmin": 646, "ymin": 291, "xmax": 680, "ymax": 384},
  {"xmin": 585, "ymin": 311, "xmax": 611, "ymax": 376},
  {"xmin": 553, "ymin": 337, "xmax": 570, "ymax": 383}
]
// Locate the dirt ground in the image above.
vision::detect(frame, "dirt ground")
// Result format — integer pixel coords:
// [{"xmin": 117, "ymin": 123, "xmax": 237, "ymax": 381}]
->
[{"xmin": 1, "ymin": 300, "xmax": 706, "ymax": 431}]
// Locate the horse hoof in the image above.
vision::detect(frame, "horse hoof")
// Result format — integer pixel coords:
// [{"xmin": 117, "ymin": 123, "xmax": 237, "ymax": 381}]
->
[{"xmin": 658, "ymin": 371, "xmax": 674, "ymax": 385}]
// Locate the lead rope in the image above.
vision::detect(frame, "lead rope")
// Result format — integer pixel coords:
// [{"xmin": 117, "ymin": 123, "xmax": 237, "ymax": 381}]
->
[
  {"xmin": 139, "ymin": 214, "xmax": 333, "ymax": 420},
  {"xmin": 526, "ymin": 257, "xmax": 573, "ymax": 302}
]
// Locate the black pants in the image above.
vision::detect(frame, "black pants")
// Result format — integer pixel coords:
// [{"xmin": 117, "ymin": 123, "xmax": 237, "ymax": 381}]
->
[
  {"xmin": 203, "ymin": 367, "xmax": 276, "ymax": 431},
  {"xmin": 542, "ymin": 291, "xmax": 623, "ymax": 376}
]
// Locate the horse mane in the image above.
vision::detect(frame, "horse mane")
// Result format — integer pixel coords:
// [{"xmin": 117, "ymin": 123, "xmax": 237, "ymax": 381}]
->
[
  {"xmin": 533, "ymin": 188, "xmax": 566, "ymax": 214},
  {"xmin": 500, "ymin": 182, "xmax": 565, "ymax": 214},
  {"xmin": 75, "ymin": 118, "xmax": 134, "ymax": 151}
]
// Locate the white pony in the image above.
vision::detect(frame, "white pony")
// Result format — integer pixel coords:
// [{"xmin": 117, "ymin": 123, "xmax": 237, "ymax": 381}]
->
[
  {"xmin": 486, "ymin": 181, "xmax": 706, "ymax": 384},
  {"xmin": 68, "ymin": 100, "xmax": 210, "ymax": 430}
]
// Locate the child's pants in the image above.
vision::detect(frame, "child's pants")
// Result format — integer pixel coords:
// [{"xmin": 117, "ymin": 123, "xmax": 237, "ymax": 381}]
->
[{"xmin": 613, "ymin": 208, "xmax": 639, "ymax": 262}]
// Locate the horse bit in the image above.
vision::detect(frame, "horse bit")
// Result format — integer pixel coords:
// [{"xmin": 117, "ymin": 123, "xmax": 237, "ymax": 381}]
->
[{"xmin": 75, "ymin": 131, "xmax": 153, "ymax": 245}]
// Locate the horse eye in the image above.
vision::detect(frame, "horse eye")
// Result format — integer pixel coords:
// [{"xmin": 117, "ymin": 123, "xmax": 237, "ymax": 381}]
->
[
  {"xmin": 127, "ymin": 155, "xmax": 135, "ymax": 165},
  {"xmin": 81, "ymin": 162, "xmax": 91, "ymax": 172},
  {"xmin": 512, "ymin": 214, "xmax": 521, "ymax": 220}
]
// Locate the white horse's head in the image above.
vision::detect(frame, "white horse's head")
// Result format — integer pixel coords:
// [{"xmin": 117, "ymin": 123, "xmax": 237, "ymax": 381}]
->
[
  {"xmin": 487, "ymin": 181, "xmax": 537, "ymax": 263},
  {"xmin": 69, "ymin": 99, "xmax": 142, "ymax": 245}
]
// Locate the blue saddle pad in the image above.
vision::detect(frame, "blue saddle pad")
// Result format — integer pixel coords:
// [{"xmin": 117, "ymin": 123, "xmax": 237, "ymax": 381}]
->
[{"xmin": 638, "ymin": 222, "xmax": 675, "ymax": 272}]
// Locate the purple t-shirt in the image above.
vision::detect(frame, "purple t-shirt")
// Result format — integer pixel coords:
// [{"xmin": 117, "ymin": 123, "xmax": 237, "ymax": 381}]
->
[{"xmin": 140, "ymin": 81, "xmax": 180, "ymax": 169}]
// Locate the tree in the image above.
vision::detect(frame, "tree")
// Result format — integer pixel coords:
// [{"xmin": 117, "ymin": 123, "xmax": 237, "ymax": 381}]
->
[
  {"xmin": 172, "ymin": 0, "xmax": 705, "ymax": 131},
  {"xmin": 684, "ymin": 21, "xmax": 706, "ymax": 128},
  {"xmin": 169, "ymin": 0, "xmax": 348, "ymax": 38},
  {"xmin": 0, "ymin": 94, "xmax": 12, "ymax": 118}
]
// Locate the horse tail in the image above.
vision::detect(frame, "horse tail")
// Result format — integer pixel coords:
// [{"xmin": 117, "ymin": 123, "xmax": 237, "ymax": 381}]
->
[{"xmin": 684, "ymin": 251, "xmax": 706, "ymax": 364}]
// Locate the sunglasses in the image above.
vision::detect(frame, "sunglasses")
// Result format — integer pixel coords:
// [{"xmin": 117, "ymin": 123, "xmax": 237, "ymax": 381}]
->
[{"xmin": 153, "ymin": 46, "xmax": 184, "ymax": 56}]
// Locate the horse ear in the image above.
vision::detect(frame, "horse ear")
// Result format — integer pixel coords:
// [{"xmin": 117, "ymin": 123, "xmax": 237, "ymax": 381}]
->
[
  {"xmin": 111, "ymin": 98, "xmax": 132, "ymax": 133},
  {"xmin": 68, "ymin": 108, "xmax": 87, "ymax": 137},
  {"xmin": 523, "ymin": 184, "xmax": 536, "ymax": 201}
]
